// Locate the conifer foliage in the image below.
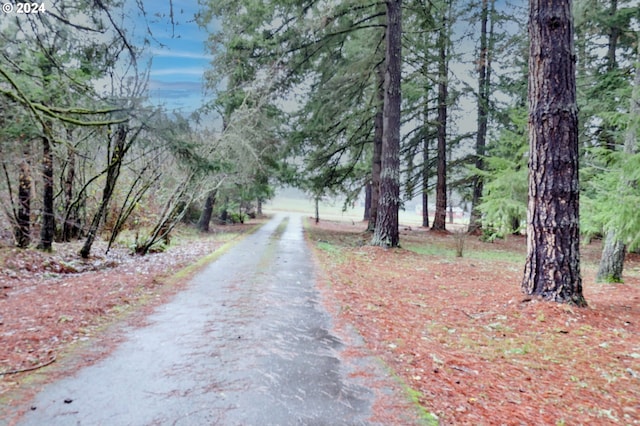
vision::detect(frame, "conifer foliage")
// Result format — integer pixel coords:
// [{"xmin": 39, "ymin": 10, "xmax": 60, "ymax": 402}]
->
[{"xmin": 2, "ymin": 0, "xmax": 639, "ymax": 303}]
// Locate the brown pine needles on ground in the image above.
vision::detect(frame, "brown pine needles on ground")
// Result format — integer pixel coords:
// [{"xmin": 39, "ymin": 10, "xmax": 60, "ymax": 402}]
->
[
  {"xmin": 307, "ymin": 219, "xmax": 640, "ymax": 425},
  {"xmin": 1, "ymin": 218, "xmax": 638, "ymax": 425}
]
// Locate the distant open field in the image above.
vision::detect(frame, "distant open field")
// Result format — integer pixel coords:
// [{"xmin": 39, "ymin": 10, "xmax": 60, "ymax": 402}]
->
[
  {"xmin": 264, "ymin": 194, "xmax": 364, "ymax": 221},
  {"xmin": 264, "ymin": 190, "xmax": 468, "ymax": 229}
]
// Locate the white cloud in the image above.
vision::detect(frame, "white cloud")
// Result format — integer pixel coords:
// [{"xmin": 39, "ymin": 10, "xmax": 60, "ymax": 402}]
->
[
  {"xmin": 150, "ymin": 48, "xmax": 213, "ymax": 60},
  {"xmin": 150, "ymin": 67, "xmax": 206, "ymax": 77}
]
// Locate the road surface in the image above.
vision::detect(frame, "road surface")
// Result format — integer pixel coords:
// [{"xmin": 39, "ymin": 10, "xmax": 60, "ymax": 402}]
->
[{"xmin": 15, "ymin": 214, "xmax": 411, "ymax": 425}]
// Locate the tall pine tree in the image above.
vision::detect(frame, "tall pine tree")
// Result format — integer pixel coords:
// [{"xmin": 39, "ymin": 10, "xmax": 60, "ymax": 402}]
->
[{"xmin": 522, "ymin": 0, "xmax": 586, "ymax": 306}]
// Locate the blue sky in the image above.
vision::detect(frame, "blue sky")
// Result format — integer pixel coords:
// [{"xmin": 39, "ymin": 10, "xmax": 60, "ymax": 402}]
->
[{"xmin": 133, "ymin": 0, "xmax": 212, "ymax": 113}]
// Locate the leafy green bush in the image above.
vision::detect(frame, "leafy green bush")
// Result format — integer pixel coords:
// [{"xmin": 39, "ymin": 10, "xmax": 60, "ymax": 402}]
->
[{"xmin": 228, "ymin": 212, "xmax": 246, "ymax": 224}]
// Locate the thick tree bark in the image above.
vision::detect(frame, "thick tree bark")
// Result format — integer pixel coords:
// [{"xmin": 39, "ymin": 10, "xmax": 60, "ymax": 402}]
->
[
  {"xmin": 37, "ymin": 134, "xmax": 55, "ymax": 251},
  {"xmin": 197, "ymin": 190, "xmax": 217, "ymax": 232},
  {"xmin": 371, "ymin": 0, "xmax": 401, "ymax": 247},
  {"xmin": 522, "ymin": 0, "xmax": 586, "ymax": 306},
  {"xmin": 432, "ymin": 16, "xmax": 448, "ymax": 232},
  {"xmin": 367, "ymin": 61, "xmax": 385, "ymax": 232}
]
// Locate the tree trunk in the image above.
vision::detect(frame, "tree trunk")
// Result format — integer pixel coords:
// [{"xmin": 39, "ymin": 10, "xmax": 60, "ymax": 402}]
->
[
  {"xmin": 605, "ymin": 0, "xmax": 619, "ymax": 71},
  {"xmin": 522, "ymin": 0, "xmax": 586, "ymax": 306},
  {"xmin": 363, "ymin": 182, "xmax": 372, "ymax": 221},
  {"xmin": 80, "ymin": 125, "xmax": 127, "ymax": 258},
  {"xmin": 598, "ymin": 0, "xmax": 620, "ymax": 151},
  {"xmin": 432, "ymin": 14, "xmax": 448, "ymax": 232},
  {"xmin": 421, "ymin": 171, "xmax": 429, "ymax": 227},
  {"xmin": 367, "ymin": 60, "xmax": 385, "ymax": 232},
  {"xmin": 37, "ymin": 134, "xmax": 55, "ymax": 251},
  {"xmin": 61, "ymin": 144, "xmax": 81, "ymax": 241},
  {"xmin": 315, "ymin": 196, "xmax": 320, "ymax": 224},
  {"xmin": 15, "ymin": 142, "xmax": 31, "ymax": 248},
  {"xmin": 448, "ymin": 146, "xmax": 454, "ymax": 225},
  {"xmin": 135, "ymin": 181, "xmax": 195, "ymax": 255},
  {"xmin": 372, "ymin": 0, "xmax": 402, "ymax": 247},
  {"xmin": 422, "ymin": 104, "xmax": 430, "ymax": 228},
  {"xmin": 510, "ymin": 215, "xmax": 520, "ymax": 235},
  {"xmin": 469, "ymin": 0, "xmax": 492, "ymax": 233},
  {"xmin": 597, "ymin": 231, "xmax": 626, "ymax": 283},
  {"xmin": 37, "ymin": 56, "xmax": 55, "ymax": 251},
  {"xmin": 197, "ymin": 190, "xmax": 217, "ymax": 232}
]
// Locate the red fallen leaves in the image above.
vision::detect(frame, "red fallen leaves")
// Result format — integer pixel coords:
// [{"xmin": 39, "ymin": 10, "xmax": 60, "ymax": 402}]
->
[
  {"xmin": 0, "ymin": 224, "xmax": 256, "ymax": 403},
  {"xmin": 308, "ymin": 219, "xmax": 640, "ymax": 426},
  {"xmin": 1, "ymin": 218, "xmax": 638, "ymax": 425}
]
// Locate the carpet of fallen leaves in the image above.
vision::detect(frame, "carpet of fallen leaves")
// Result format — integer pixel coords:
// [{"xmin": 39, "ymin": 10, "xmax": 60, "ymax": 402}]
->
[
  {"xmin": 307, "ymin": 219, "xmax": 640, "ymax": 426},
  {"xmin": 0, "ymin": 222, "xmax": 257, "ymax": 411},
  {"xmin": 2, "ymin": 217, "xmax": 639, "ymax": 425}
]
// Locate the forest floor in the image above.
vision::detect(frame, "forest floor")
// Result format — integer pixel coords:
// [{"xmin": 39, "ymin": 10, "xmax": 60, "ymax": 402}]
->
[
  {"xmin": 307, "ymin": 220, "xmax": 640, "ymax": 425},
  {"xmin": 0, "ymin": 221, "xmax": 260, "ymax": 418},
  {"xmin": 1, "ymin": 217, "xmax": 639, "ymax": 425}
]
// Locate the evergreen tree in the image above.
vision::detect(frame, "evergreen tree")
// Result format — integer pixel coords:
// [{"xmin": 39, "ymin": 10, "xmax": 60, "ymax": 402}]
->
[
  {"xmin": 431, "ymin": 0, "xmax": 454, "ymax": 232},
  {"xmin": 595, "ymin": 37, "xmax": 640, "ymax": 282},
  {"xmin": 522, "ymin": 0, "xmax": 586, "ymax": 306},
  {"xmin": 372, "ymin": 0, "xmax": 402, "ymax": 247},
  {"xmin": 468, "ymin": 0, "xmax": 496, "ymax": 233}
]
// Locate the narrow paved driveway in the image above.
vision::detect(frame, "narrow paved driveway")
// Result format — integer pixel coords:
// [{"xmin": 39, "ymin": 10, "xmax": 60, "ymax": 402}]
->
[{"xmin": 18, "ymin": 214, "xmax": 389, "ymax": 425}]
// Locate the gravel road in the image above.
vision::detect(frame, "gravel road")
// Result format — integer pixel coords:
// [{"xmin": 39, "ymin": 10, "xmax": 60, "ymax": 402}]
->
[{"xmin": 16, "ymin": 214, "xmax": 404, "ymax": 426}]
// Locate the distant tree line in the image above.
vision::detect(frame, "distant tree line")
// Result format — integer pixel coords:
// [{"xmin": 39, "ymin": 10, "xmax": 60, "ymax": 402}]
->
[
  {"xmin": 2, "ymin": 0, "xmax": 638, "ymax": 304},
  {"xmin": 198, "ymin": 0, "xmax": 639, "ymax": 304}
]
